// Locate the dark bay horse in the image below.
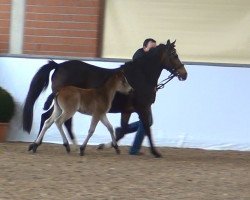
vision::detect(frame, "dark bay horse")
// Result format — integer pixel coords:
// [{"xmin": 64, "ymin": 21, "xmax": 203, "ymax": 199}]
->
[
  {"xmin": 23, "ymin": 40, "xmax": 187, "ymax": 157},
  {"xmin": 30, "ymin": 71, "xmax": 132, "ymax": 155}
]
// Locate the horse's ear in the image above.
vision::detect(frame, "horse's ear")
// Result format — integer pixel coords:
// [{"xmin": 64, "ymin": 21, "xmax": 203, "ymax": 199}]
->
[
  {"xmin": 166, "ymin": 39, "xmax": 170, "ymax": 45},
  {"xmin": 171, "ymin": 40, "xmax": 176, "ymax": 48}
]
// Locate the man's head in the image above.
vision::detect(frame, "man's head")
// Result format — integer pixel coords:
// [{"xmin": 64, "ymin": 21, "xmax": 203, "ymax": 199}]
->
[{"xmin": 143, "ymin": 38, "xmax": 157, "ymax": 52}]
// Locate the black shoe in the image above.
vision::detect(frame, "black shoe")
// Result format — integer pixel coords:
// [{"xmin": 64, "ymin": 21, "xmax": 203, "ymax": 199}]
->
[{"xmin": 115, "ymin": 127, "xmax": 124, "ymax": 141}]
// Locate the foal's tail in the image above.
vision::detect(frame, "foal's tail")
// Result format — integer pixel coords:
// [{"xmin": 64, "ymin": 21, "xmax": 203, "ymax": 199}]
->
[{"xmin": 23, "ymin": 60, "xmax": 59, "ymax": 133}]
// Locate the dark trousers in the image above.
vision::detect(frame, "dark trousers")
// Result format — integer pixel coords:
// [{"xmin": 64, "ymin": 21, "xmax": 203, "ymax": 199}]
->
[{"xmin": 119, "ymin": 121, "xmax": 145, "ymax": 154}]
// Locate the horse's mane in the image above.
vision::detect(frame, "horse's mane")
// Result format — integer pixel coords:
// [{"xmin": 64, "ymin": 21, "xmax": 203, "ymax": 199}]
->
[{"xmin": 120, "ymin": 44, "xmax": 166, "ymax": 71}]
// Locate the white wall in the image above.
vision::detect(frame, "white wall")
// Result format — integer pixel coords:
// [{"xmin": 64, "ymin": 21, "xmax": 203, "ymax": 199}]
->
[{"xmin": 0, "ymin": 56, "xmax": 250, "ymax": 151}]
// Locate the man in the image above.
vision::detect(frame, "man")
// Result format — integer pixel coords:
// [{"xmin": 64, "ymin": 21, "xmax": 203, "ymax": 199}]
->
[
  {"xmin": 132, "ymin": 38, "xmax": 157, "ymax": 60},
  {"xmin": 116, "ymin": 38, "xmax": 157, "ymax": 155}
]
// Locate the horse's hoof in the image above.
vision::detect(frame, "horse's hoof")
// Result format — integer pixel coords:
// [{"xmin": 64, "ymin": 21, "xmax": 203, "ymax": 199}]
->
[
  {"xmin": 28, "ymin": 143, "xmax": 38, "ymax": 153},
  {"xmin": 153, "ymin": 152, "xmax": 162, "ymax": 158},
  {"xmin": 97, "ymin": 143, "xmax": 105, "ymax": 150},
  {"xmin": 79, "ymin": 146, "xmax": 85, "ymax": 156},
  {"xmin": 63, "ymin": 143, "xmax": 70, "ymax": 153},
  {"xmin": 79, "ymin": 150, "xmax": 85, "ymax": 156},
  {"xmin": 115, "ymin": 148, "xmax": 121, "ymax": 155},
  {"xmin": 28, "ymin": 144, "xmax": 33, "ymax": 151}
]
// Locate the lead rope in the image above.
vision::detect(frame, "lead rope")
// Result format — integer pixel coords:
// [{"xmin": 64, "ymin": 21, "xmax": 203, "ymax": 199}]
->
[{"xmin": 156, "ymin": 73, "xmax": 176, "ymax": 90}]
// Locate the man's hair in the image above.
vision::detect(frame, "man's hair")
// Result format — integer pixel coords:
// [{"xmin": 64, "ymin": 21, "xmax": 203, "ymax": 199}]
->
[{"xmin": 143, "ymin": 38, "xmax": 156, "ymax": 47}]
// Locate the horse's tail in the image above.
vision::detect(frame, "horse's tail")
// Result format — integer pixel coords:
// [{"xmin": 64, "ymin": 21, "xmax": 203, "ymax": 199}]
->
[
  {"xmin": 43, "ymin": 93, "xmax": 55, "ymax": 110},
  {"xmin": 23, "ymin": 60, "xmax": 59, "ymax": 133}
]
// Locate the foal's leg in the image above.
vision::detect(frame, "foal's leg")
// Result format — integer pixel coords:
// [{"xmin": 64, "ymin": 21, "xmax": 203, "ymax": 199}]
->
[
  {"xmin": 64, "ymin": 118, "xmax": 78, "ymax": 146},
  {"xmin": 97, "ymin": 112, "xmax": 131, "ymax": 150},
  {"xmin": 39, "ymin": 108, "xmax": 76, "ymax": 147},
  {"xmin": 79, "ymin": 117, "xmax": 99, "ymax": 156},
  {"xmin": 100, "ymin": 114, "xmax": 120, "ymax": 154},
  {"xmin": 33, "ymin": 107, "xmax": 53, "ymax": 147},
  {"xmin": 55, "ymin": 111, "xmax": 75, "ymax": 153},
  {"xmin": 29, "ymin": 109, "xmax": 59, "ymax": 153}
]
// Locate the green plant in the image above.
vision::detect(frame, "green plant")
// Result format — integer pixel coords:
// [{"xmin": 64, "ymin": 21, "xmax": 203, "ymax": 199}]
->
[{"xmin": 0, "ymin": 87, "xmax": 15, "ymax": 123}]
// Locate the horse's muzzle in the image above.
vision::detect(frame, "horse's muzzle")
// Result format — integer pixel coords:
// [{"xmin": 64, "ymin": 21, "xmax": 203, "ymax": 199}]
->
[{"xmin": 176, "ymin": 65, "xmax": 187, "ymax": 81}]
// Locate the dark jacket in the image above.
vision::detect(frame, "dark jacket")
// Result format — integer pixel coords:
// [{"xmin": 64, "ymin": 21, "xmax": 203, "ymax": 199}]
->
[
  {"xmin": 132, "ymin": 47, "xmax": 156, "ymax": 103},
  {"xmin": 132, "ymin": 48, "xmax": 146, "ymax": 61}
]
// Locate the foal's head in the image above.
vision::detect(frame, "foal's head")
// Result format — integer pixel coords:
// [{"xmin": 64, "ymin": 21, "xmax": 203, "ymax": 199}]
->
[
  {"xmin": 113, "ymin": 71, "xmax": 133, "ymax": 94},
  {"xmin": 159, "ymin": 40, "xmax": 187, "ymax": 81}
]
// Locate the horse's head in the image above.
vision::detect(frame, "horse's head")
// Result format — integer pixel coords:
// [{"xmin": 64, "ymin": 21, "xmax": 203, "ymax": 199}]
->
[
  {"xmin": 115, "ymin": 71, "xmax": 133, "ymax": 94},
  {"xmin": 161, "ymin": 40, "xmax": 187, "ymax": 81}
]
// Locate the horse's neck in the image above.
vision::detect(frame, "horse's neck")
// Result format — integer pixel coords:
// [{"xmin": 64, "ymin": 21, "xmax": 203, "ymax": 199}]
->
[
  {"xmin": 146, "ymin": 65, "xmax": 163, "ymax": 86},
  {"xmin": 125, "ymin": 60, "xmax": 163, "ymax": 89},
  {"xmin": 140, "ymin": 48, "xmax": 165, "ymax": 86}
]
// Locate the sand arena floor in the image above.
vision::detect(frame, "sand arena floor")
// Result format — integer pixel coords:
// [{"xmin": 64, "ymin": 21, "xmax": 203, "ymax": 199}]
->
[{"xmin": 0, "ymin": 142, "xmax": 250, "ymax": 200}]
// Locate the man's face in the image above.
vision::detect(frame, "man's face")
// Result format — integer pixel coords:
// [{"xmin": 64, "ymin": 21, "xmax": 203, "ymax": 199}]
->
[{"xmin": 143, "ymin": 41, "xmax": 157, "ymax": 52}]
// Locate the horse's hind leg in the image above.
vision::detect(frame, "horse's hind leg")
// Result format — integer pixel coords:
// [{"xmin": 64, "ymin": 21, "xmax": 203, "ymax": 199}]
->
[
  {"xmin": 80, "ymin": 117, "xmax": 99, "ymax": 156},
  {"xmin": 100, "ymin": 114, "xmax": 120, "ymax": 154}
]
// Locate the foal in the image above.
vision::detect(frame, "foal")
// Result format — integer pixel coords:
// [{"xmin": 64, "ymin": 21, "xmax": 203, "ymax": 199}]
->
[{"xmin": 31, "ymin": 71, "xmax": 132, "ymax": 156}]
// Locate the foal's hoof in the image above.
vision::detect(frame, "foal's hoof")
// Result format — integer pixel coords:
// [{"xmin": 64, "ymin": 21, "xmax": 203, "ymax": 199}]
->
[
  {"xmin": 28, "ymin": 143, "xmax": 38, "ymax": 153},
  {"xmin": 63, "ymin": 143, "xmax": 71, "ymax": 153},
  {"xmin": 113, "ymin": 144, "xmax": 120, "ymax": 155},
  {"xmin": 97, "ymin": 143, "xmax": 105, "ymax": 150}
]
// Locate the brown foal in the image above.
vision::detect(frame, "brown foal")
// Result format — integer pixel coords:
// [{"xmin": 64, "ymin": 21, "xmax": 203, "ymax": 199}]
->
[{"xmin": 33, "ymin": 71, "xmax": 132, "ymax": 155}]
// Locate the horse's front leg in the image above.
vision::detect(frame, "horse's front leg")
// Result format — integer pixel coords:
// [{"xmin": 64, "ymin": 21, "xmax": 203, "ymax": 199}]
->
[
  {"xmin": 116, "ymin": 112, "xmax": 131, "ymax": 141},
  {"xmin": 138, "ymin": 107, "xmax": 161, "ymax": 158}
]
